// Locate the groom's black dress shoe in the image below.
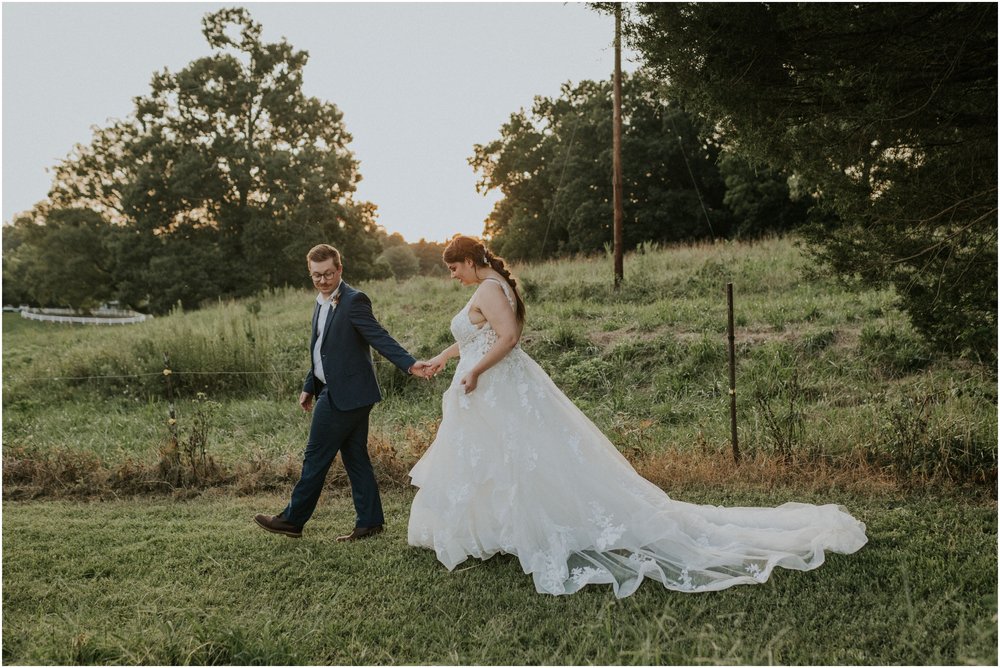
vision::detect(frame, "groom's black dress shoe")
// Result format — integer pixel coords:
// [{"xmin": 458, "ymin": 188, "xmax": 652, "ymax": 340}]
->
[
  {"xmin": 254, "ymin": 514, "xmax": 303, "ymax": 538},
  {"xmin": 336, "ymin": 525, "xmax": 384, "ymax": 542}
]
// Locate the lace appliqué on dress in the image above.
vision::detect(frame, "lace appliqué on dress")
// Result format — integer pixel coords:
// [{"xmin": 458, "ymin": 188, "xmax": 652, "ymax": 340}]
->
[{"xmin": 407, "ymin": 277, "xmax": 868, "ymax": 597}]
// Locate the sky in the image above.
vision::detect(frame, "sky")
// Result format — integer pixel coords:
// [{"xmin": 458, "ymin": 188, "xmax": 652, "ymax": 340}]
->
[{"xmin": 2, "ymin": 1, "xmax": 639, "ymax": 243}]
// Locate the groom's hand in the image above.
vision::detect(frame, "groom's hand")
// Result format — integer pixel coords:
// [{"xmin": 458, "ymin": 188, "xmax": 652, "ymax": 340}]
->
[
  {"xmin": 299, "ymin": 391, "xmax": 313, "ymax": 412},
  {"xmin": 409, "ymin": 361, "xmax": 433, "ymax": 379}
]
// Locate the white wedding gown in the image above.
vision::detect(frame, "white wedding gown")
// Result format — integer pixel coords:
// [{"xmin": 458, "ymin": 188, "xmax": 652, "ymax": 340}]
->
[{"xmin": 408, "ymin": 279, "xmax": 867, "ymax": 597}]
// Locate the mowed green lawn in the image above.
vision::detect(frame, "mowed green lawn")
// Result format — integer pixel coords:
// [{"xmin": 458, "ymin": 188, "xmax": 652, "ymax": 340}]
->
[{"xmin": 3, "ymin": 489, "xmax": 995, "ymax": 665}]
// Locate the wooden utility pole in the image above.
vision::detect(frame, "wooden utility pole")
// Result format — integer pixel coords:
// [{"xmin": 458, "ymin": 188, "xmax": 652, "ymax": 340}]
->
[{"xmin": 612, "ymin": 2, "xmax": 624, "ymax": 289}]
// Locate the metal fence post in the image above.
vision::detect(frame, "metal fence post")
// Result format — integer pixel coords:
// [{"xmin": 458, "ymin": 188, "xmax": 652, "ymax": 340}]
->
[{"xmin": 727, "ymin": 283, "xmax": 740, "ymax": 463}]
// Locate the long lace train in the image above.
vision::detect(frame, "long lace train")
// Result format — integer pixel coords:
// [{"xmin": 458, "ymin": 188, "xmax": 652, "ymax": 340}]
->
[{"xmin": 407, "ymin": 280, "xmax": 866, "ymax": 597}]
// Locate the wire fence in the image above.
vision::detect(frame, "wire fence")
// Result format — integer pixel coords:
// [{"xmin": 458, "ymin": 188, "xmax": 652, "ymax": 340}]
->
[{"xmin": 7, "ymin": 369, "xmax": 306, "ymax": 383}]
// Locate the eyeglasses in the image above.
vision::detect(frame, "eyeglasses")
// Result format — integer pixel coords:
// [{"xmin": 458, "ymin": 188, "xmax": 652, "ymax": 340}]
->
[{"xmin": 309, "ymin": 270, "xmax": 339, "ymax": 283}]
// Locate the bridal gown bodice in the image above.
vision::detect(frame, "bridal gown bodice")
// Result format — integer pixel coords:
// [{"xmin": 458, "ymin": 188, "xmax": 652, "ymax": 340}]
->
[{"xmin": 408, "ymin": 279, "xmax": 867, "ymax": 598}]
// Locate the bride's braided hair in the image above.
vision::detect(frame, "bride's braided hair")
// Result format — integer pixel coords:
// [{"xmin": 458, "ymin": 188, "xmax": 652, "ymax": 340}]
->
[{"xmin": 443, "ymin": 235, "xmax": 526, "ymax": 325}]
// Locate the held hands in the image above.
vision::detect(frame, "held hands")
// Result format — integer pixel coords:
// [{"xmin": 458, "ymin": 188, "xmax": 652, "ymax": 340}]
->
[
  {"xmin": 409, "ymin": 357, "xmax": 448, "ymax": 379},
  {"xmin": 411, "ymin": 359, "xmax": 472, "ymax": 391},
  {"xmin": 299, "ymin": 360, "xmax": 434, "ymax": 411},
  {"xmin": 426, "ymin": 355, "xmax": 448, "ymax": 377},
  {"xmin": 301, "ymin": 360, "xmax": 442, "ymax": 410},
  {"xmin": 409, "ymin": 361, "xmax": 437, "ymax": 379}
]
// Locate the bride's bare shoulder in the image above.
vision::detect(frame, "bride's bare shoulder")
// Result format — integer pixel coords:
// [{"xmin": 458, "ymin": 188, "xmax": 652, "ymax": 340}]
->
[{"xmin": 477, "ymin": 276, "xmax": 506, "ymax": 292}]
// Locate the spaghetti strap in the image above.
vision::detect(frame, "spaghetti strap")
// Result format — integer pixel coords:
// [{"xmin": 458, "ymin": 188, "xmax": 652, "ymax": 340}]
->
[{"xmin": 480, "ymin": 277, "xmax": 515, "ymax": 310}]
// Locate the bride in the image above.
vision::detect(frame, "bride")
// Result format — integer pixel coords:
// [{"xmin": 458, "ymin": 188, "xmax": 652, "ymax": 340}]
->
[{"xmin": 407, "ymin": 236, "xmax": 867, "ymax": 598}]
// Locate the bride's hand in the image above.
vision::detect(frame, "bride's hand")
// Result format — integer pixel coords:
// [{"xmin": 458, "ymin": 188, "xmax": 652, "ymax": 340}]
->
[
  {"xmin": 427, "ymin": 355, "xmax": 447, "ymax": 377},
  {"xmin": 460, "ymin": 371, "xmax": 479, "ymax": 394}
]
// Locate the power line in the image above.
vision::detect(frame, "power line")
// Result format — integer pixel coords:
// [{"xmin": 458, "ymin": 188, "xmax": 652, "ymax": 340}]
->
[
  {"xmin": 667, "ymin": 111, "xmax": 715, "ymax": 239},
  {"xmin": 541, "ymin": 111, "xmax": 581, "ymax": 256}
]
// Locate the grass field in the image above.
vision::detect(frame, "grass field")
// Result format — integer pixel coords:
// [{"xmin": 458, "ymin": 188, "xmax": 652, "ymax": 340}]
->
[
  {"xmin": 4, "ymin": 237, "xmax": 995, "ymax": 488},
  {"xmin": 3, "ymin": 236, "xmax": 997, "ymax": 664},
  {"xmin": 3, "ymin": 490, "xmax": 996, "ymax": 665}
]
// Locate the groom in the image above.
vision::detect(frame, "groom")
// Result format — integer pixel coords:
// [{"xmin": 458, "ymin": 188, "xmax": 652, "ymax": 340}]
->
[{"xmin": 255, "ymin": 244, "xmax": 429, "ymax": 541}]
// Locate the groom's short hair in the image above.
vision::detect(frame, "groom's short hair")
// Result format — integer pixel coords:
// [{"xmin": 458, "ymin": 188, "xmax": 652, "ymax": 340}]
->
[{"xmin": 307, "ymin": 244, "xmax": 342, "ymax": 268}]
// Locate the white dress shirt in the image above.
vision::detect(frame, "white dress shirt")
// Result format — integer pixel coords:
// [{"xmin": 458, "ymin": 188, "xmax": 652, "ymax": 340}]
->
[{"xmin": 312, "ymin": 282, "xmax": 342, "ymax": 385}]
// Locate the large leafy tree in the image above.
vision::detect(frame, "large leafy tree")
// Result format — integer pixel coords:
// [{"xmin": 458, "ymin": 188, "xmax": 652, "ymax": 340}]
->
[
  {"xmin": 472, "ymin": 72, "xmax": 733, "ymax": 260},
  {"xmin": 28, "ymin": 7, "xmax": 380, "ymax": 313},
  {"xmin": 632, "ymin": 2, "xmax": 997, "ymax": 360},
  {"xmin": 470, "ymin": 69, "xmax": 807, "ymax": 262},
  {"xmin": 2, "ymin": 206, "xmax": 120, "ymax": 311}
]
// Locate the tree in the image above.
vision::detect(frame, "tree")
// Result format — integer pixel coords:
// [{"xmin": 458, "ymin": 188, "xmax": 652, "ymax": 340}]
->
[
  {"xmin": 379, "ymin": 244, "xmax": 420, "ymax": 281},
  {"xmin": 2, "ymin": 215, "xmax": 37, "ymax": 307},
  {"xmin": 633, "ymin": 3, "xmax": 997, "ymax": 361},
  {"xmin": 371, "ymin": 231, "xmax": 448, "ymax": 277},
  {"xmin": 2, "ymin": 206, "xmax": 118, "ymax": 311},
  {"xmin": 470, "ymin": 71, "xmax": 745, "ymax": 261},
  {"xmin": 410, "ymin": 238, "xmax": 449, "ymax": 276},
  {"xmin": 377, "ymin": 231, "xmax": 408, "ymax": 249},
  {"xmin": 719, "ymin": 154, "xmax": 809, "ymax": 239},
  {"xmin": 33, "ymin": 7, "xmax": 381, "ymax": 313}
]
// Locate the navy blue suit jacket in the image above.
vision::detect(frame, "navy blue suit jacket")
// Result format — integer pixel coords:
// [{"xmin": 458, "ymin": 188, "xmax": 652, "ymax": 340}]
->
[{"xmin": 302, "ymin": 281, "xmax": 416, "ymax": 411}]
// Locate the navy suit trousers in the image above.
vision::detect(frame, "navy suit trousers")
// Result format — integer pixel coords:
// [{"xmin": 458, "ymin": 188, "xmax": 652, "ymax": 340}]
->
[{"xmin": 281, "ymin": 388, "xmax": 383, "ymax": 529}]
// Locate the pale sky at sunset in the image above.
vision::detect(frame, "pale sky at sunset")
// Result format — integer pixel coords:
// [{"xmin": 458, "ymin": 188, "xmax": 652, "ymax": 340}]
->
[{"xmin": 2, "ymin": 1, "xmax": 639, "ymax": 243}]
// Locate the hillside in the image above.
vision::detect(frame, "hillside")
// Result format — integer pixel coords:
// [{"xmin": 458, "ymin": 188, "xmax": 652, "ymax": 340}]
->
[{"xmin": 3, "ymin": 236, "xmax": 996, "ymax": 496}]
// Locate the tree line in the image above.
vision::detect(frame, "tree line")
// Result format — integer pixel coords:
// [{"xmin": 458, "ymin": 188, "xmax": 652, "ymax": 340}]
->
[
  {"xmin": 469, "ymin": 70, "xmax": 809, "ymax": 261},
  {"xmin": 3, "ymin": 4, "xmax": 994, "ymax": 362}
]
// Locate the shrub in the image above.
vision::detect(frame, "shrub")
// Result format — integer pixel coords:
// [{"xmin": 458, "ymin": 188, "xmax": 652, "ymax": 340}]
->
[{"xmin": 860, "ymin": 324, "xmax": 933, "ymax": 378}]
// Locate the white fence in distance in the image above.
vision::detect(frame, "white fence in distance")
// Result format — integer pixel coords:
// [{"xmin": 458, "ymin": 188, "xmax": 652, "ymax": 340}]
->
[{"xmin": 17, "ymin": 307, "xmax": 152, "ymax": 325}]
